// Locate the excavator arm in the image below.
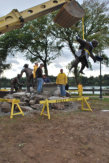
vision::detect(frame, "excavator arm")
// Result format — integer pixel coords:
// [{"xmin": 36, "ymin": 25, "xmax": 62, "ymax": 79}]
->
[{"xmin": 0, "ymin": 0, "xmax": 85, "ymax": 34}]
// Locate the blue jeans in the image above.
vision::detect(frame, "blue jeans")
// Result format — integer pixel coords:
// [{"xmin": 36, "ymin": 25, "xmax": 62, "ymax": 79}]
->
[
  {"xmin": 59, "ymin": 85, "xmax": 66, "ymax": 96},
  {"xmin": 37, "ymin": 78, "xmax": 43, "ymax": 93}
]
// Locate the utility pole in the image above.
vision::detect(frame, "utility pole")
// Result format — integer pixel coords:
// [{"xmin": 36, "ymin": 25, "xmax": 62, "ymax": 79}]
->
[{"xmin": 99, "ymin": 52, "xmax": 102, "ymax": 99}]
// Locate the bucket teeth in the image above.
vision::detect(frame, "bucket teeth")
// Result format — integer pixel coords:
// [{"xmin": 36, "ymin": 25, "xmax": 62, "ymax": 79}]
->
[{"xmin": 54, "ymin": 0, "xmax": 85, "ymax": 28}]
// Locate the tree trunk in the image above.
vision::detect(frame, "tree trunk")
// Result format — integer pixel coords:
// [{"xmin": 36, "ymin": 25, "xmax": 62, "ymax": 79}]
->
[
  {"xmin": 74, "ymin": 66, "xmax": 79, "ymax": 85},
  {"xmin": 43, "ymin": 61, "xmax": 48, "ymax": 76}
]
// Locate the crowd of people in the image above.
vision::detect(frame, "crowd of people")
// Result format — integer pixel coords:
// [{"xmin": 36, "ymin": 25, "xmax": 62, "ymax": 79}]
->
[{"xmin": 10, "ymin": 62, "xmax": 68, "ymax": 97}]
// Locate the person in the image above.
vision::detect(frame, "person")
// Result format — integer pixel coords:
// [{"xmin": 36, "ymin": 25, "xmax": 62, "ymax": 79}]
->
[
  {"xmin": 33, "ymin": 62, "xmax": 38, "ymax": 87},
  {"xmin": 56, "ymin": 69, "xmax": 68, "ymax": 97},
  {"xmin": 33, "ymin": 62, "xmax": 38, "ymax": 79},
  {"xmin": 10, "ymin": 74, "xmax": 22, "ymax": 93},
  {"xmin": 70, "ymin": 36, "xmax": 102, "ymax": 74},
  {"xmin": 20, "ymin": 64, "xmax": 33, "ymax": 92},
  {"xmin": 36, "ymin": 63, "xmax": 44, "ymax": 93},
  {"xmin": 43, "ymin": 75, "xmax": 51, "ymax": 83},
  {"xmin": 65, "ymin": 83, "xmax": 69, "ymax": 90},
  {"xmin": 78, "ymin": 83, "xmax": 83, "ymax": 96}
]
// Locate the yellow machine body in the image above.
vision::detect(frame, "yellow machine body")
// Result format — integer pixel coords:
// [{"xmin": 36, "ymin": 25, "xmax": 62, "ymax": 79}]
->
[{"xmin": 0, "ymin": 0, "xmax": 85, "ymax": 34}]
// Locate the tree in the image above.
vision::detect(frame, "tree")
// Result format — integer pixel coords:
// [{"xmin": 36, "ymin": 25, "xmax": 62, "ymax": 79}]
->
[
  {"xmin": 0, "ymin": 15, "xmax": 63, "ymax": 76},
  {"xmin": 0, "ymin": 0, "xmax": 109, "ymax": 80},
  {"xmin": 82, "ymin": 0, "xmax": 109, "ymax": 64},
  {"xmin": 50, "ymin": 0, "xmax": 109, "ymax": 84},
  {"xmin": 0, "ymin": 35, "xmax": 10, "ymax": 77}
]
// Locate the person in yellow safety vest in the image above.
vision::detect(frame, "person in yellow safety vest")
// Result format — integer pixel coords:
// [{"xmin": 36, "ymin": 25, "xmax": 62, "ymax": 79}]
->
[
  {"xmin": 78, "ymin": 83, "xmax": 83, "ymax": 96},
  {"xmin": 56, "ymin": 69, "xmax": 68, "ymax": 97},
  {"xmin": 33, "ymin": 62, "xmax": 38, "ymax": 79}
]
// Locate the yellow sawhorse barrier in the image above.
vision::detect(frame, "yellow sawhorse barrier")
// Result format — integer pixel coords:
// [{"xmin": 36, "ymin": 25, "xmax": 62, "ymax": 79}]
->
[
  {"xmin": 0, "ymin": 89, "xmax": 11, "ymax": 91},
  {"xmin": 40, "ymin": 96, "xmax": 92, "ymax": 120},
  {"xmin": 0, "ymin": 98, "xmax": 24, "ymax": 119}
]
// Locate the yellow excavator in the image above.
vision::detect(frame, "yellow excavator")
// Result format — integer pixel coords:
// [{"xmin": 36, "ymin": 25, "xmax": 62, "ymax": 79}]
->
[{"xmin": 0, "ymin": 0, "xmax": 85, "ymax": 34}]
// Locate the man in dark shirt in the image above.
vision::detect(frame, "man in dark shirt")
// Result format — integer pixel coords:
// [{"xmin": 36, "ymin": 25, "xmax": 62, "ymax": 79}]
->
[{"xmin": 36, "ymin": 63, "xmax": 44, "ymax": 93}]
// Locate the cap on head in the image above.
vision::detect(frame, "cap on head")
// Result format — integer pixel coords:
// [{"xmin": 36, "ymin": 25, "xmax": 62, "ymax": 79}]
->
[
  {"xmin": 92, "ymin": 39, "xmax": 98, "ymax": 47},
  {"xmin": 23, "ymin": 64, "xmax": 28, "ymax": 68}
]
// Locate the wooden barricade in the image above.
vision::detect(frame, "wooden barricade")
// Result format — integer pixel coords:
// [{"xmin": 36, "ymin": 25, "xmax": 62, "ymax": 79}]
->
[
  {"xmin": 0, "ymin": 98, "xmax": 24, "ymax": 119},
  {"xmin": 40, "ymin": 96, "xmax": 92, "ymax": 120}
]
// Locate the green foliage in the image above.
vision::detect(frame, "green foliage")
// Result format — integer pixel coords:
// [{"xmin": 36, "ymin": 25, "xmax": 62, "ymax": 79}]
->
[
  {"xmin": 82, "ymin": 0, "xmax": 109, "ymax": 64},
  {"xmin": 68, "ymin": 74, "xmax": 109, "ymax": 86},
  {"xmin": 0, "ymin": 35, "xmax": 11, "ymax": 74},
  {"xmin": 0, "ymin": 15, "xmax": 63, "ymax": 75},
  {"xmin": 0, "ymin": 77, "xmax": 26, "ymax": 88},
  {"xmin": 1, "ymin": 74, "xmax": 109, "ymax": 87},
  {"xmin": 51, "ymin": 0, "xmax": 109, "ymax": 56},
  {"xmin": 0, "ymin": 77, "xmax": 10, "ymax": 88},
  {"xmin": 50, "ymin": 0, "xmax": 109, "ymax": 83},
  {"xmin": 0, "ymin": 0, "xmax": 108, "ymax": 79}
]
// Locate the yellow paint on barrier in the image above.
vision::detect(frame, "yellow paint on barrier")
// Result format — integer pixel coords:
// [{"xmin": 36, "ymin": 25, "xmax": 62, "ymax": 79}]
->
[
  {"xmin": 40, "ymin": 96, "xmax": 92, "ymax": 120},
  {"xmin": 0, "ymin": 98, "xmax": 24, "ymax": 119},
  {"xmin": 0, "ymin": 89, "xmax": 11, "ymax": 91}
]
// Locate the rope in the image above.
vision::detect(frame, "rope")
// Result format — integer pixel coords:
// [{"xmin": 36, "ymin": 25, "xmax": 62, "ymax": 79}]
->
[
  {"xmin": 68, "ymin": 17, "xmax": 85, "ymax": 77},
  {"xmin": 82, "ymin": 17, "xmax": 90, "ymax": 56},
  {"xmin": 82, "ymin": 17, "xmax": 84, "ymax": 40}
]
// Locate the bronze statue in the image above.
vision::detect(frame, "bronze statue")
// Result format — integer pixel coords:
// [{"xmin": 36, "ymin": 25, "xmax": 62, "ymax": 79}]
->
[{"xmin": 20, "ymin": 64, "xmax": 34, "ymax": 92}]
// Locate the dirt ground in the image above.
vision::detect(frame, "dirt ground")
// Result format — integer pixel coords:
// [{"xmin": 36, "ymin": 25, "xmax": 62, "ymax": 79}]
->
[{"xmin": 0, "ymin": 98, "xmax": 109, "ymax": 163}]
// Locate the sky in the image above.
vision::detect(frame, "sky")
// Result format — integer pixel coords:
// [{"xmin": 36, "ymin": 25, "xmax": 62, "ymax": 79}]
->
[{"xmin": 0, "ymin": 0, "xmax": 108, "ymax": 79}]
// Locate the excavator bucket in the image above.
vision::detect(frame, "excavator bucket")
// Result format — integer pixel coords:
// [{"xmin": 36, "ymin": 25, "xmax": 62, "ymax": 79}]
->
[{"xmin": 54, "ymin": 0, "xmax": 85, "ymax": 28}]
